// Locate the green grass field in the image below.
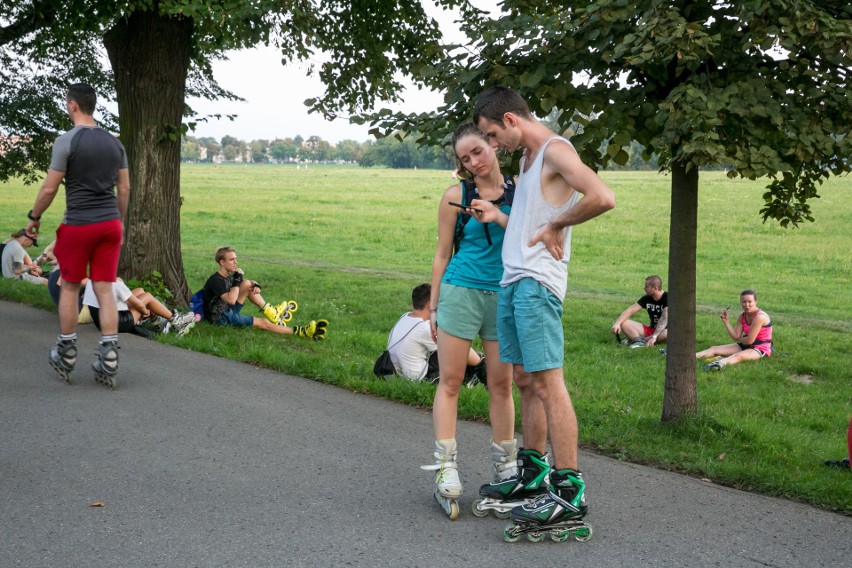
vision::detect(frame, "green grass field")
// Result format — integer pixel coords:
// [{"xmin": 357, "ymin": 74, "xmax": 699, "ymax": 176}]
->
[{"xmin": 2, "ymin": 164, "xmax": 850, "ymax": 513}]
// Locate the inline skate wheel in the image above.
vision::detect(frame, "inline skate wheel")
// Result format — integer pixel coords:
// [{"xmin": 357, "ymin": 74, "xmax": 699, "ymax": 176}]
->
[
  {"xmin": 434, "ymin": 491, "xmax": 459, "ymax": 521},
  {"xmin": 49, "ymin": 361, "xmax": 72, "ymax": 384},
  {"xmin": 573, "ymin": 525, "xmax": 593, "ymax": 542},
  {"xmin": 502, "ymin": 524, "xmax": 522, "ymax": 543},
  {"xmin": 448, "ymin": 500, "xmax": 459, "ymax": 520},
  {"xmin": 471, "ymin": 499, "xmax": 489, "ymax": 518},
  {"xmin": 95, "ymin": 373, "xmax": 117, "ymax": 389},
  {"xmin": 526, "ymin": 531, "xmax": 545, "ymax": 543},
  {"xmin": 550, "ymin": 530, "xmax": 570, "ymax": 543},
  {"xmin": 494, "ymin": 509, "xmax": 510, "ymax": 520}
]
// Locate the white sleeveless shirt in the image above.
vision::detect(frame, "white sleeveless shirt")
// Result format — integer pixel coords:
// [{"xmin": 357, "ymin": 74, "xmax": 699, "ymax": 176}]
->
[{"xmin": 500, "ymin": 136, "xmax": 580, "ymax": 300}]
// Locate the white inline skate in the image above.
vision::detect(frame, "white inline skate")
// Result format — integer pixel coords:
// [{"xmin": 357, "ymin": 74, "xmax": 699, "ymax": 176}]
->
[{"xmin": 421, "ymin": 439, "xmax": 462, "ymax": 520}]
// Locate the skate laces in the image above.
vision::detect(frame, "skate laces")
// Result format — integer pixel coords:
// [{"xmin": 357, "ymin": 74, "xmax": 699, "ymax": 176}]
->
[{"xmin": 421, "ymin": 460, "xmax": 460, "ymax": 491}]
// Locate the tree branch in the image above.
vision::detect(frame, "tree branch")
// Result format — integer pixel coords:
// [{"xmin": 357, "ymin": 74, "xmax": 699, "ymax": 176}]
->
[{"xmin": 0, "ymin": 1, "xmax": 57, "ymax": 47}]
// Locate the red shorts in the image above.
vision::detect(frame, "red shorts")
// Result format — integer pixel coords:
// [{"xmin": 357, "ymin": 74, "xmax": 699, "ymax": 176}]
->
[
  {"xmin": 642, "ymin": 325, "xmax": 655, "ymax": 337},
  {"xmin": 54, "ymin": 220, "xmax": 122, "ymax": 283}
]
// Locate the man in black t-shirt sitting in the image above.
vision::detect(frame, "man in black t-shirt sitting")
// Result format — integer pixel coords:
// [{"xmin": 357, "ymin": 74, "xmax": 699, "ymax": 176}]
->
[
  {"xmin": 611, "ymin": 275, "xmax": 668, "ymax": 348},
  {"xmin": 202, "ymin": 246, "xmax": 328, "ymax": 340}
]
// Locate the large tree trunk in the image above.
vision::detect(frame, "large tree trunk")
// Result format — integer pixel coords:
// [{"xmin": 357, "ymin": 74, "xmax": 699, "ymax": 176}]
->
[
  {"xmin": 662, "ymin": 161, "xmax": 699, "ymax": 421},
  {"xmin": 103, "ymin": 9, "xmax": 193, "ymax": 305}
]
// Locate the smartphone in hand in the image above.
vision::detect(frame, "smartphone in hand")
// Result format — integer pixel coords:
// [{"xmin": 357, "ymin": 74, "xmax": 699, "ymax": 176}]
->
[{"xmin": 448, "ymin": 201, "xmax": 483, "ymax": 213}]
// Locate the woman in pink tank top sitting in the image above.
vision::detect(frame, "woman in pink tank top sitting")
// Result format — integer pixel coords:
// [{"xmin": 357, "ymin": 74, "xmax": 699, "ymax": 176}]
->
[{"xmin": 696, "ymin": 289, "xmax": 772, "ymax": 371}]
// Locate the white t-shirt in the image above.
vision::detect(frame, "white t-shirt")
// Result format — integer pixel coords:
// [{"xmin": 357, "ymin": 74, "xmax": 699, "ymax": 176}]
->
[
  {"xmin": 388, "ymin": 313, "xmax": 436, "ymax": 380},
  {"xmin": 83, "ymin": 278, "xmax": 134, "ymax": 311}
]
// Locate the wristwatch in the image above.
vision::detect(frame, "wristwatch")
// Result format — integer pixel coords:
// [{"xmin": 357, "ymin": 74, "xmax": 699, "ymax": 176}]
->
[{"xmin": 27, "ymin": 210, "xmax": 41, "ymax": 221}]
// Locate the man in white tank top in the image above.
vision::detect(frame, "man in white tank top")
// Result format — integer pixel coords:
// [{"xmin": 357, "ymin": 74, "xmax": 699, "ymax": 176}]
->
[{"xmin": 472, "ymin": 86, "xmax": 615, "ymax": 525}]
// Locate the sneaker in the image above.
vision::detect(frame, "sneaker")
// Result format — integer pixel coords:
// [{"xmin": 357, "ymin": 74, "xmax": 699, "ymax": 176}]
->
[
  {"xmin": 170, "ymin": 311, "xmax": 197, "ymax": 336},
  {"xmin": 629, "ymin": 337, "xmax": 647, "ymax": 349},
  {"xmin": 703, "ymin": 361, "xmax": 724, "ymax": 372},
  {"xmin": 293, "ymin": 319, "xmax": 329, "ymax": 341}
]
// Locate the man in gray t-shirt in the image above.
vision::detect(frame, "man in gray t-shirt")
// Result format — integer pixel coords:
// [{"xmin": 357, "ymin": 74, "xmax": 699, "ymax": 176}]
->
[{"xmin": 25, "ymin": 83, "xmax": 131, "ymax": 387}]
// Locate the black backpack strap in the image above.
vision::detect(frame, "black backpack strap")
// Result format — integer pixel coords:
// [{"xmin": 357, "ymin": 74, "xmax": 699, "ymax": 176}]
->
[
  {"xmin": 453, "ymin": 179, "xmax": 478, "ymax": 254},
  {"xmin": 453, "ymin": 176, "xmax": 515, "ymax": 254}
]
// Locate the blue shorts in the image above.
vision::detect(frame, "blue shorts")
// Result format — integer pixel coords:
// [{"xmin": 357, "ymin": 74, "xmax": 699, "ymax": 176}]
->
[
  {"xmin": 497, "ymin": 278, "xmax": 564, "ymax": 372},
  {"xmin": 214, "ymin": 303, "xmax": 254, "ymax": 327},
  {"xmin": 436, "ymin": 282, "xmax": 499, "ymax": 341}
]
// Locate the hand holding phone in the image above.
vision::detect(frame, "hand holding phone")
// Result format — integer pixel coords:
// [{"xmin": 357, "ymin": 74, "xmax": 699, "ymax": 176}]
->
[{"xmin": 448, "ymin": 201, "xmax": 483, "ymax": 213}]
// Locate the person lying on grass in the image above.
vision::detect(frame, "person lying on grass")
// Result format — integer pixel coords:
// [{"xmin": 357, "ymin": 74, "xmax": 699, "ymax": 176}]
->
[{"xmin": 696, "ymin": 289, "xmax": 772, "ymax": 371}]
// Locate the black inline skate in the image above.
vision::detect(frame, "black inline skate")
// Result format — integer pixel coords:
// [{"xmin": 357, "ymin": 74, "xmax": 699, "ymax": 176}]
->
[
  {"xmin": 92, "ymin": 339, "xmax": 120, "ymax": 389},
  {"xmin": 48, "ymin": 337, "xmax": 77, "ymax": 383},
  {"xmin": 503, "ymin": 468, "xmax": 592, "ymax": 543},
  {"xmin": 472, "ymin": 448, "xmax": 550, "ymax": 519}
]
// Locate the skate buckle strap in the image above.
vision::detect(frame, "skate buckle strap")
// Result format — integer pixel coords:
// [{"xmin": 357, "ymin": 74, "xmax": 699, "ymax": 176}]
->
[
  {"xmin": 420, "ymin": 460, "xmax": 458, "ymax": 472},
  {"xmin": 421, "ymin": 460, "xmax": 458, "ymax": 484}
]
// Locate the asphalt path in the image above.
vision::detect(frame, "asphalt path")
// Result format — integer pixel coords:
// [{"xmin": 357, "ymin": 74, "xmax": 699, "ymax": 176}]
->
[{"xmin": 1, "ymin": 300, "xmax": 849, "ymax": 567}]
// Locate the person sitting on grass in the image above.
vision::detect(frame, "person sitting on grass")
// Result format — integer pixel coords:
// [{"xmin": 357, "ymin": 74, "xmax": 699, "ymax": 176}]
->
[
  {"xmin": 203, "ymin": 246, "xmax": 328, "ymax": 340},
  {"xmin": 33, "ymin": 239, "xmax": 59, "ymax": 272},
  {"xmin": 696, "ymin": 289, "xmax": 772, "ymax": 371},
  {"xmin": 388, "ymin": 283, "xmax": 484, "ymax": 383},
  {"xmin": 611, "ymin": 275, "xmax": 668, "ymax": 348},
  {"xmin": 1, "ymin": 229, "xmax": 48, "ymax": 285},
  {"xmin": 84, "ymin": 278, "xmax": 197, "ymax": 336}
]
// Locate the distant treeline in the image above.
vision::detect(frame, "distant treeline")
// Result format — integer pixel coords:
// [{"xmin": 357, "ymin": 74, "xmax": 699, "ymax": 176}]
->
[
  {"xmin": 181, "ymin": 133, "xmax": 660, "ymax": 170},
  {"xmin": 181, "ymin": 134, "xmax": 454, "ymax": 169}
]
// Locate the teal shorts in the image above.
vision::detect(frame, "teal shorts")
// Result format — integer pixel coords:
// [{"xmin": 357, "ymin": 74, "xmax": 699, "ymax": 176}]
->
[
  {"xmin": 436, "ymin": 282, "xmax": 499, "ymax": 341},
  {"xmin": 497, "ymin": 278, "xmax": 564, "ymax": 372}
]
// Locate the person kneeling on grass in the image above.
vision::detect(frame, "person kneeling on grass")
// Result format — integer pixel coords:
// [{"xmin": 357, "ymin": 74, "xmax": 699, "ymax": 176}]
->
[
  {"xmin": 203, "ymin": 246, "xmax": 328, "ymax": 340},
  {"xmin": 696, "ymin": 289, "xmax": 772, "ymax": 371},
  {"xmin": 84, "ymin": 278, "xmax": 197, "ymax": 336}
]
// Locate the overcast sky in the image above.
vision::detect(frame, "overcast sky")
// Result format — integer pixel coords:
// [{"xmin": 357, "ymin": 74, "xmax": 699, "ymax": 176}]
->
[
  {"xmin": 186, "ymin": 1, "xmax": 496, "ymax": 144},
  {"xmin": 185, "ymin": 48, "xmax": 439, "ymax": 144}
]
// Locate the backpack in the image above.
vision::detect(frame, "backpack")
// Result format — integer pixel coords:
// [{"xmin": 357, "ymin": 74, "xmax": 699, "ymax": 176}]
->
[
  {"xmin": 452, "ymin": 174, "xmax": 516, "ymax": 254},
  {"xmin": 190, "ymin": 289, "xmax": 205, "ymax": 321},
  {"xmin": 373, "ymin": 316, "xmax": 425, "ymax": 379}
]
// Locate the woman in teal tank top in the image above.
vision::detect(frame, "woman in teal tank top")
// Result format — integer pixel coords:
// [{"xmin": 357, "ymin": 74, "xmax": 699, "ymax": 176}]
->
[{"xmin": 421, "ymin": 123, "xmax": 517, "ymax": 515}]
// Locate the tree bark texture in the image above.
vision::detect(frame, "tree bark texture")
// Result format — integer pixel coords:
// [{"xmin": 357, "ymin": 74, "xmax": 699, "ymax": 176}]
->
[
  {"xmin": 662, "ymin": 161, "xmax": 699, "ymax": 421},
  {"xmin": 103, "ymin": 10, "xmax": 193, "ymax": 304}
]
